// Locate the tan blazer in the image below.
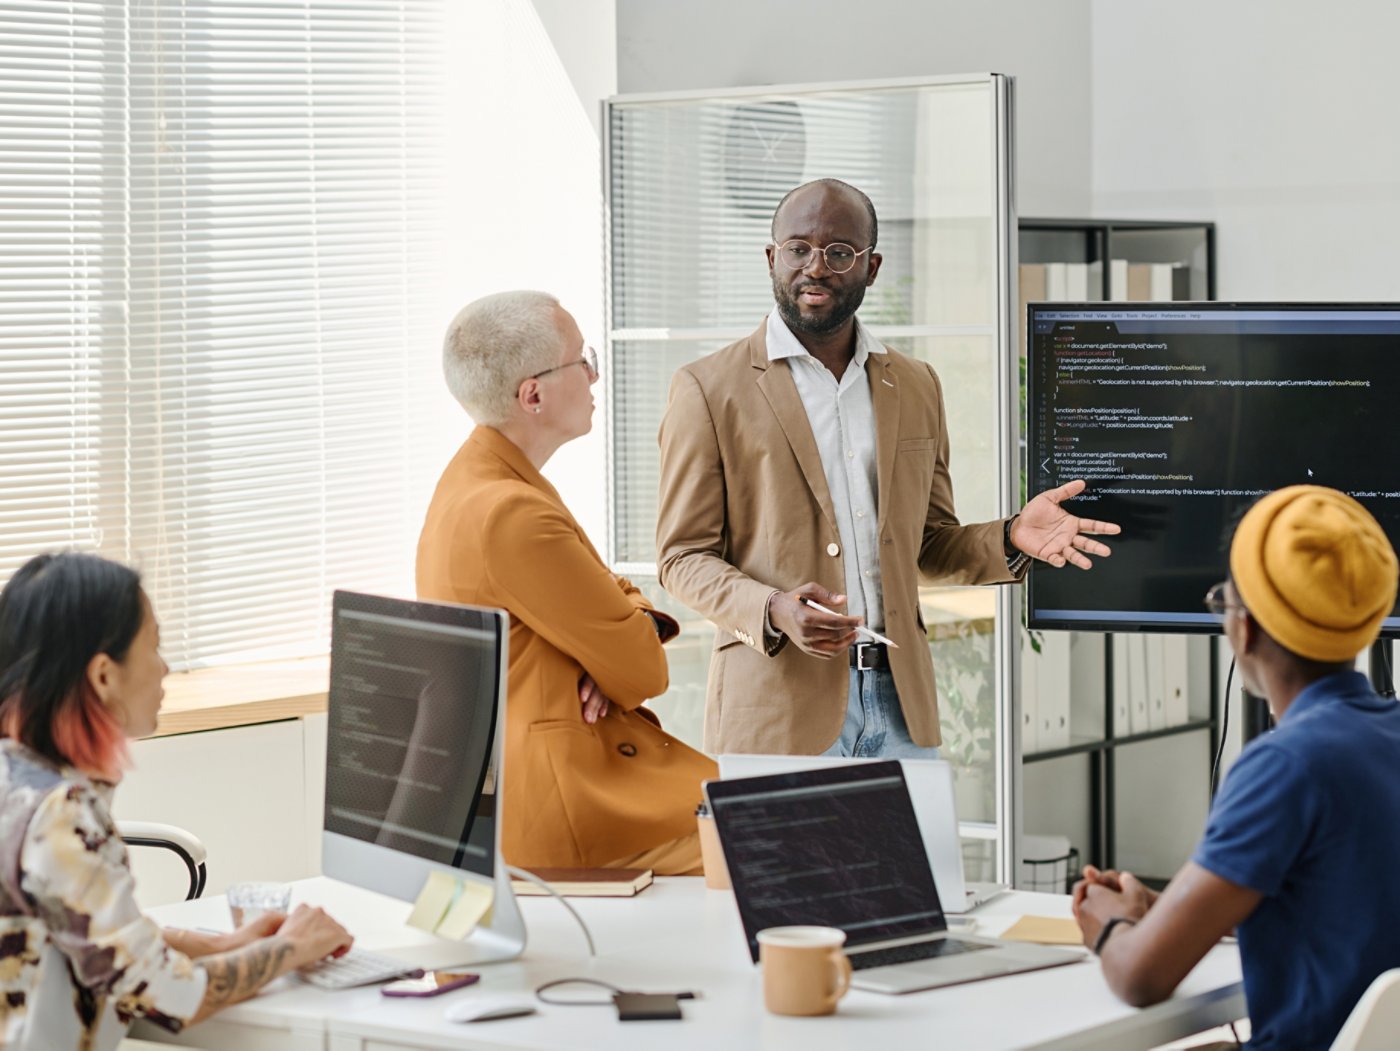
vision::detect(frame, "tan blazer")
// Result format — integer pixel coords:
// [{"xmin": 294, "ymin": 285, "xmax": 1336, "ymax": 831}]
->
[
  {"xmin": 417, "ymin": 426, "xmax": 715, "ymax": 869},
  {"xmin": 657, "ymin": 321, "xmax": 1020, "ymax": 754}
]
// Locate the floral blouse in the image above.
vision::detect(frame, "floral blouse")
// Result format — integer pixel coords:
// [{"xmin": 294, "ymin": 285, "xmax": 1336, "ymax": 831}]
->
[{"xmin": 0, "ymin": 740, "xmax": 206, "ymax": 1050}]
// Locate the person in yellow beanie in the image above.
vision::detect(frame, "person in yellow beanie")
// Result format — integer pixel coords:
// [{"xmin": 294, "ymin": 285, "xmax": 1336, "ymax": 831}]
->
[{"xmin": 1071, "ymin": 485, "xmax": 1400, "ymax": 1051}]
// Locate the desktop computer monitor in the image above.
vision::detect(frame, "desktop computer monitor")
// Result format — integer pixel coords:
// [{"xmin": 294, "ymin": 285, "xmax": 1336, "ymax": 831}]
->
[{"xmin": 321, "ymin": 590, "xmax": 524, "ymax": 965}]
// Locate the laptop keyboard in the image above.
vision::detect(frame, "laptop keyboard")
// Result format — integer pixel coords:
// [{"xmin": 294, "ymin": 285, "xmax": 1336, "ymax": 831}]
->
[{"xmin": 849, "ymin": 938, "xmax": 994, "ymax": 971}]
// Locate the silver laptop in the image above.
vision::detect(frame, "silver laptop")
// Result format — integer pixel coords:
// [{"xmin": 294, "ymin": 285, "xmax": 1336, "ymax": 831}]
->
[
  {"xmin": 704, "ymin": 762, "xmax": 1084, "ymax": 994},
  {"xmin": 718, "ymin": 753, "xmax": 1004, "ymax": 914}
]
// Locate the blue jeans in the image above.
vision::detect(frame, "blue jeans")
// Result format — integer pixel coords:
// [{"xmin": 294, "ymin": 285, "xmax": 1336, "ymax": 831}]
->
[{"xmin": 820, "ymin": 666, "xmax": 941, "ymax": 759}]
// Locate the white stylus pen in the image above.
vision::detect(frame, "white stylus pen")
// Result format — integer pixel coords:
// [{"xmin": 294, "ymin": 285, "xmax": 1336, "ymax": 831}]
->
[{"xmin": 797, "ymin": 596, "xmax": 900, "ymax": 649}]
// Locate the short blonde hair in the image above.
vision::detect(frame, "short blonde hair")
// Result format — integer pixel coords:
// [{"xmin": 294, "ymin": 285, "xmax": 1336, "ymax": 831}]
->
[{"xmin": 442, "ymin": 290, "xmax": 562, "ymax": 426}]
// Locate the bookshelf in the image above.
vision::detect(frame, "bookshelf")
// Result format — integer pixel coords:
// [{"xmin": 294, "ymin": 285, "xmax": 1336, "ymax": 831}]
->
[
  {"xmin": 1018, "ymin": 218, "xmax": 1215, "ymax": 300},
  {"xmin": 1017, "ymin": 217, "xmax": 1219, "ymax": 885}
]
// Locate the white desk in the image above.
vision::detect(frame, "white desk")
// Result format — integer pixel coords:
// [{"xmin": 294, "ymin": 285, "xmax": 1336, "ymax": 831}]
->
[{"xmin": 135, "ymin": 877, "xmax": 1244, "ymax": 1051}]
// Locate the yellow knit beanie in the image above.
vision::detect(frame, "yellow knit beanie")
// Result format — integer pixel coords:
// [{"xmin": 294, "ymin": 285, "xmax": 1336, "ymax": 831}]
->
[{"xmin": 1230, "ymin": 485, "xmax": 1398, "ymax": 661}]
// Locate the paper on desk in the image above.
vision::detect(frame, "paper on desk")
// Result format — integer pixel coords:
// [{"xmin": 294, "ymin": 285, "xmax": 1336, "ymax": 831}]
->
[
  {"xmin": 999, "ymin": 915, "xmax": 1084, "ymax": 946},
  {"xmin": 406, "ymin": 871, "xmax": 458, "ymax": 934},
  {"xmin": 435, "ymin": 880, "xmax": 495, "ymax": 940}
]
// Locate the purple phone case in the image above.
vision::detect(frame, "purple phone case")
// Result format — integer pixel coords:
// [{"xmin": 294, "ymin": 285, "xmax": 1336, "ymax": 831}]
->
[{"xmin": 381, "ymin": 972, "xmax": 481, "ymax": 997}]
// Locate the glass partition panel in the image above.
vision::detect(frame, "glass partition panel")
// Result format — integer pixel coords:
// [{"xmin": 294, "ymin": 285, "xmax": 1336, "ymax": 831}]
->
[
  {"xmin": 606, "ymin": 75, "xmax": 1014, "ymax": 878},
  {"xmin": 610, "ymin": 338, "xmax": 732, "ymax": 566}
]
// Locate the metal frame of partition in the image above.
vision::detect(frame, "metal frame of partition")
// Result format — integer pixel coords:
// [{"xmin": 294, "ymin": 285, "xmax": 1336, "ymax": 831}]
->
[
  {"xmin": 602, "ymin": 72, "xmax": 1020, "ymax": 886},
  {"xmin": 991, "ymin": 73, "xmax": 1019, "ymax": 887}
]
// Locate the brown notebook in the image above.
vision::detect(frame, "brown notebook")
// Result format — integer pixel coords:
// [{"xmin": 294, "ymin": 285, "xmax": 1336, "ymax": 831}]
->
[{"xmin": 511, "ymin": 867, "xmax": 654, "ymax": 897}]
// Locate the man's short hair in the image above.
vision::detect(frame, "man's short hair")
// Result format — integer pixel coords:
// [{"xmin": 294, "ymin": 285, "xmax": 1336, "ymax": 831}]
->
[
  {"xmin": 442, "ymin": 290, "xmax": 561, "ymax": 427},
  {"xmin": 771, "ymin": 179, "xmax": 879, "ymax": 248}
]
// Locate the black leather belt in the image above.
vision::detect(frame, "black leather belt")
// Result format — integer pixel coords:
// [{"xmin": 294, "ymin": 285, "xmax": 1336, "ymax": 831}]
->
[{"xmin": 850, "ymin": 642, "xmax": 888, "ymax": 670}]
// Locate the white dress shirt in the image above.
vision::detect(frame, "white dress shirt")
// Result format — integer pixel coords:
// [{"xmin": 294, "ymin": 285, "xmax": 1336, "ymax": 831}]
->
[{"xmin": 765, "ymin": 309, "xmax": 887, "ymax": 631}]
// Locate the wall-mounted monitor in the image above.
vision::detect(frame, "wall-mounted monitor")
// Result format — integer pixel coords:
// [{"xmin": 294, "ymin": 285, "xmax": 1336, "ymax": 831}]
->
[{"xmin": 1026, "ymin": 302, "xmax": 1400, "ymax": 635}]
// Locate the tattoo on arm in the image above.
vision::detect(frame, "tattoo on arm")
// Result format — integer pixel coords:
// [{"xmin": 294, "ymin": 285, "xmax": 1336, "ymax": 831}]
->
[{"xmin": 196, "ymin": 938, "xmax": 295, "ymax": 1015}]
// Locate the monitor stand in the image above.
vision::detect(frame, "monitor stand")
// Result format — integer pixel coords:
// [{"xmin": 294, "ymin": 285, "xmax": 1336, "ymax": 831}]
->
[
  {"xmin": 376, "ymin": 863, "xmax": 526, "ymax": 969},
  {"xmin": 320, "ymin": 832, "xmax": 527, "ymax": 969}
]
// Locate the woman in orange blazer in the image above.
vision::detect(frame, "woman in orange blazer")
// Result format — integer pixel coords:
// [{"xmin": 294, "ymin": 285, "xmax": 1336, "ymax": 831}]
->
[{"xmin": 417, "ymin": 290, "xmax": 715, "ymax": 875}]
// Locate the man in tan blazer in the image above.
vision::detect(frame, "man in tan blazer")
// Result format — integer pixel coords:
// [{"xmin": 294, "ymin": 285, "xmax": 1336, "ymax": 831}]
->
[
  {"xmin": 657, "ymin": 180, "xmax": 1119, "ymax": 757},
  {"xmin": 420, "ymin": 290, "xmax": 715, "ymax": 874}
]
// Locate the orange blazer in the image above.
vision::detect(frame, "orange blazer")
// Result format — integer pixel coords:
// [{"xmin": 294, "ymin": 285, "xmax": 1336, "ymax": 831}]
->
[{"xmin": 416, "ymin": 426, "xmax": 715, "ymax": 869}]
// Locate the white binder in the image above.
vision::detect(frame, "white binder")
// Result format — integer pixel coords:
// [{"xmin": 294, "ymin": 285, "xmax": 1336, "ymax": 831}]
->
[{"xmin": 1035, "ymin": 631, "xmax": 1073, "ymax": 751}]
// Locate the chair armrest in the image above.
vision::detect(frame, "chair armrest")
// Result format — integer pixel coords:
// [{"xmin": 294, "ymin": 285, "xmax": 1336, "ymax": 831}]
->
[
  {"xmin": 117, "ymin": 821, "xmax": 209, "ymax": 900},
  {"xmin": 116, "ymin": 821, "xmax": 208, "ymax": 865}
]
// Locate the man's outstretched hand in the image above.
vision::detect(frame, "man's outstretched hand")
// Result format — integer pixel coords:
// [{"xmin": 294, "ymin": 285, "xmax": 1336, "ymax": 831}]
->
[{"xmin": 1010, "ymin": 479, "xmax": 1121, "ymax": 570}]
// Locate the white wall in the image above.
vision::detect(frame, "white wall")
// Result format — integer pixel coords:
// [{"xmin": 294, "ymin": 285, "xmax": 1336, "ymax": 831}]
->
[
  {"xmin": 1091, "ymin": 0, "xmax": 1400, "ymax": 298},
  {"xmin": 527, "ymin": 0, "xmax": 616, "ymax": 541},
  {"xmin": 532, "ymin": 0, "xmax": 617, "ymax": 135},
  {"xmin": 616, "ymin": 0, "xmax": 1095, "ymax": 217},
  {"xmin": 433, "ymin": 0, "xmax": 616, "ymax": 546}
]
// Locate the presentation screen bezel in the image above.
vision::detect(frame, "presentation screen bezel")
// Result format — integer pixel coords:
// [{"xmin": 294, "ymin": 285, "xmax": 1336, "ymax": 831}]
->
[{"xmin": 1026, "ymin": 300, "xmax": 1400, "ymax": 637}]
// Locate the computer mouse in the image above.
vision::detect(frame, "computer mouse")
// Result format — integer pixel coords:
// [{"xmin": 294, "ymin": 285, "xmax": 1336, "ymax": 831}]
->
[{"xmin": 443, "ymin": 993, "xmax": 538, "ymax": 1023}]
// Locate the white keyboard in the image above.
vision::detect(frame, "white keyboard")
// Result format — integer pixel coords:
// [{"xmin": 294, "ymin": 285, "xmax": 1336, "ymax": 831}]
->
[{"xmin": 298, "ymin": 949, "xmax": 422, "ymax": 990}]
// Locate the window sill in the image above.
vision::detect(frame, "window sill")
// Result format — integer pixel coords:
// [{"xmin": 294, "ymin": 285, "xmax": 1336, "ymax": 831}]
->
[{"xmin": 149, "ymin": 657, "xmax": 329, "ymax": 739}]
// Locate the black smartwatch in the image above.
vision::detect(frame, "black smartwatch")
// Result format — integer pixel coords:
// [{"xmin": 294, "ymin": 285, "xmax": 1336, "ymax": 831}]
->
[{"xmin": 1003, "ymin": 516, "xmax": 1029, "ymax": 573}]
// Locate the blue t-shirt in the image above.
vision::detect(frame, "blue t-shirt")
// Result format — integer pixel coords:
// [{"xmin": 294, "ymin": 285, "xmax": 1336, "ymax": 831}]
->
[{"xmin": 1193, "ymin": 671, "xmax": 1400, "ymax": 1050}]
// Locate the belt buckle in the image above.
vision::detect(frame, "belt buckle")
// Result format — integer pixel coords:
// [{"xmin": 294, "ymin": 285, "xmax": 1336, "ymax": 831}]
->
[{"xmin": 854, "ymin": 642, "xmax": 880, "ymax": 670}]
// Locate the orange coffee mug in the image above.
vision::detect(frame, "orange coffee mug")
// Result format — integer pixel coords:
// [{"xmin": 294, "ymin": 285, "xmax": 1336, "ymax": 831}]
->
[
  {"xmin": 696, "ymin": 804, "xmax": 731, "ymax": 890},
  {"xmin": 756, "ymin": 926, "xmax": 852, "ymax": 1016}
]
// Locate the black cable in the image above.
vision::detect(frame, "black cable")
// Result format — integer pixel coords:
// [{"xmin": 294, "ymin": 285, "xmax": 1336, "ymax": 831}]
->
[
  {"xmin": 1382, "ymin": 640, "xmax": 1395, "ymax": 699},
  {"xmin": 535, "ymin": 977, "xmax": 623, "ymax": 1006},
  {"xmin": 505, "ymin": 864, "xmax": 596, "ymax": 956},
  {"xmin": 534, "ymin": 977, "xmax": 699, "ymax": 1007},
  {"xmin": 1211, "ymin": 657, "xmax": 1235, "ymax": 793}
]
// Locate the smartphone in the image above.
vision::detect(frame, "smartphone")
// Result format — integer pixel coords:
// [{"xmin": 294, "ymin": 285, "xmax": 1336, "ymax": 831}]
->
[{"xmin": 381, "ymin": 971, "xmax": 481, "ymax": 997}]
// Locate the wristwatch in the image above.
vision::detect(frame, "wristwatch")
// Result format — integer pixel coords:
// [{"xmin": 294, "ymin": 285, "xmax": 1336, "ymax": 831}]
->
[{"xmin": 1004, "ymin": 516, "xmax": 1030, "ymax": 574}]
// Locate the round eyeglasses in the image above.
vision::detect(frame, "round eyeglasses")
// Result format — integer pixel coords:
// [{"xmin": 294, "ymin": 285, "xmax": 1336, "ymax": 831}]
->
[
  {"xmin": 1203, "ymin": 581, "xmax": 1246, "ymax": 617},
  {"xmin": 531, "ymin": 345, "xmax": 598, "ymax": 383},
  {"xmin": 773, "ymin": 239, "xmax": 873, "ymax": 275}
]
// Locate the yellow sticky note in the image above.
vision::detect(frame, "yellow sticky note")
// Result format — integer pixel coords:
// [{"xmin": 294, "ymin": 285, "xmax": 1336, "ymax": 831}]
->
[
  {"xmin": 999, "ymin": 915, "xmax": 1085, "ymax": 946},
  {"xmin": 406, "ymin": 871, "xmax": 458, "ymax": 934},
  {"xmin": 434, "ymin": 880, "xmax": 495, "ymax": 940}
]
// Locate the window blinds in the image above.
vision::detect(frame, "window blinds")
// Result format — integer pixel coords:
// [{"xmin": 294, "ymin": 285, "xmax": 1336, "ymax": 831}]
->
[
  {"xmin": 0, "ymin": 2, "xmax": 122, "ymax": 574},
  {"xmin": 1, "ymin": 1, "xmax": 446, "ymax": 668}
]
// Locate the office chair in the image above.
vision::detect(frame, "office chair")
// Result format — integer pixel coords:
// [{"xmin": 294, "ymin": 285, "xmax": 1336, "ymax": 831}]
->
[
  {"xmin": 1330, "ymin": 968, "xmax": 1400, "ymax": 1051},
  {"xmin": 116, "ymin": 820, "xmax": 208, "ymax": 900}
]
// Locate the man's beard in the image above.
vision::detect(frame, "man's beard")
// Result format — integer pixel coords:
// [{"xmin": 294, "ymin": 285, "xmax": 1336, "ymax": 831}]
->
[{"xmin": 772, "ymin": 273, "xmax": 867, "ymax": 337}]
